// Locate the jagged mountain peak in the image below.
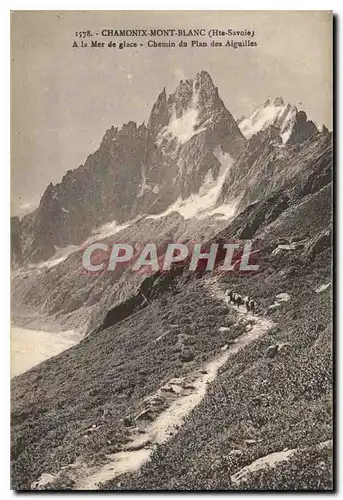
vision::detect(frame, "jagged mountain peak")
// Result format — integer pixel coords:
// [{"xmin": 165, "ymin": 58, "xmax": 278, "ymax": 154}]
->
[
  {"xmin": 150, "ymin": 70, "xmax": 245, "ymax": 151},
  {"xmin": 239, "ymin": 99, "xmax": 296, "ymax": 142},
  {"xmin": 264, "ymin": 96, "xmax": 285, "ymax": 107},
  {"xmin": 163, "ymin": 71, "xmax": 217, "ymax": 118},
  {"xmin": 239, "ymin": 98, "xmax": 318, "ymax": 144},
  {"xmin": 148, "ymin": 88, "xmax": 169, "ymax": 135},
  {"xmin": 166, "ymin": 70, "xmax": 219, "ymax": 111},
  {"xmin": 174, "ymin": 70, "xmax": 215, "ymax": 92},
  {"xmin": 14, "ymin": 70, "xmax": 248, "ymax": 264},
  {"xmin": 193, "ymin": 69, "xmax": 215, "ymax": 89}
]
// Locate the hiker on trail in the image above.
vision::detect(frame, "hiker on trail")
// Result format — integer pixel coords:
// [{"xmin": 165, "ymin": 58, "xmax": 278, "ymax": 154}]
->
[
  {"xmin": 224, "ymin": 289, "xmax": 255, "ymax": 313},
  {"xmin": 236, "ymin": 294, "xmax": 243, "ymax": 308},
  {"xmin": 225, "ymin": 289, "xmax": 232, "ymax": 307}
]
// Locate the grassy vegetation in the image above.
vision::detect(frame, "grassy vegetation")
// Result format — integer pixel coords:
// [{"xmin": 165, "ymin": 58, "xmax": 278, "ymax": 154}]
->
[{"xmin": 11, "ymin": 140, "xmax": 333, "ymax": 490}]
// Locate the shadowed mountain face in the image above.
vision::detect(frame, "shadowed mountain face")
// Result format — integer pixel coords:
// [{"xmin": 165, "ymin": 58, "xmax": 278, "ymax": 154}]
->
[
  {"xmin": 217, "ymin": 130, "xmax": 331, "ymax": 214},
  {"xmin": 13, "ymin": 71, "xmax": 246, "ymax": 264},
  {"xmin": 11, "ymin": 132, "xmax": 332, "ymax": 336},
  {"xmin": 12, "ymin": 72, "xmax": 324, "ymax": 267},
  {"xmin": 11, "ymin": 71, "xmax": 330, "ymax": 338}
]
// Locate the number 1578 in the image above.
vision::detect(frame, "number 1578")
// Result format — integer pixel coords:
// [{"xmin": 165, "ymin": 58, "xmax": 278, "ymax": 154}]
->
[{"xmin": 75, "ymin": 31, "xmax": 92, "ymax": 38}]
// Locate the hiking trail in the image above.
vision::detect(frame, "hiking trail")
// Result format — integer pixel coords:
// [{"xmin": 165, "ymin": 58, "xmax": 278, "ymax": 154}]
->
[{"xmin": 32, "ymin": 278, "xmax": 273, "ymax": 490}]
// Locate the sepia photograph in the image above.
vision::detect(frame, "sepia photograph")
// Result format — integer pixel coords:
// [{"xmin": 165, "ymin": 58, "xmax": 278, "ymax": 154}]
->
[{"xmin": 10, "ymin": 10, "xmax": 333, "ymax": 491}]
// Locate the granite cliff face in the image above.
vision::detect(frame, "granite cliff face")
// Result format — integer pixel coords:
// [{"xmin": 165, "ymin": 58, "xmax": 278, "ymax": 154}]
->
[{"xmin": 13, "ymin": 71, "xmax": 246, "ymax": 264}]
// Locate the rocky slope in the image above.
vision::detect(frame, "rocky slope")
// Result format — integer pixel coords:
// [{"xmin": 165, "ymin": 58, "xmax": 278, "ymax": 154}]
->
[
  {"xmin": 11, "ymin": 70, "xmax": 333, "ymax": 490},
  {"xmin": 11, "ymin": 70, "xmax": 330, "ymax": 336},
  {"xmin": 11, "ymin": 138, "xmax": 333, "ymax": 489},
  {"xmin": 217, "ymin": 131, "xmax": 331, "ymax": 215},
  {"xmin": 11, "ymin": 131, "xmax": 332, "ymax": 335}
]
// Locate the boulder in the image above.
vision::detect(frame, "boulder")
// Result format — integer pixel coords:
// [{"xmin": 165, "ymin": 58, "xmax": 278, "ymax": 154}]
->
[
  {"xmin": 267, "ymin": 303, "xmax": 281, "ymax": 313},
  {"xmin": 231, "ymin": 449, "xmax": 295, "ymax": 486},
  {"xmin": 265, "ymin": 345, "xmax": 278, "ymax": 358},
  {"xmin": 304, "ymin": 228, "xmax": 332, "ymax": 259},
  {"xmin": 275, "ymin": 293, "xmax": 291, "ymax": 302}
]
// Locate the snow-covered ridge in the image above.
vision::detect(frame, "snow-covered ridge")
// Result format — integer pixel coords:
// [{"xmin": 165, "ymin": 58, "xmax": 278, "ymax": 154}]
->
[
  {"xmin": 238, "ymin": 97, "xmax": 298, "ymax": 144},
  {"xmin": 26, "ymin": 220, "xmax": 134, "ymax": 271}
]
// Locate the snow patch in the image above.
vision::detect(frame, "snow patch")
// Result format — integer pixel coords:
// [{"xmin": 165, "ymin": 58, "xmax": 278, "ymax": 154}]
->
[
  {"xmin": 272, "ymin": 243, "xmax": 297, "ymax": 256},
  {"xmin": 280, "ymin": 106, "xmax": 297, "ymax": 143},
  {"xmin": 268, "ymin": 292, "xmax": 291, "ymax": 310},
  {"xmin": 61, "ymin": 206, "xmax": 69, "ymax": 213},
  {"xmin": 32, "ymin": 245, "xmax": 80, "ymax": 269},
  {"xmin": 137, "ymin": 164, "xmax": 152, "ymax": 198},
  {"xmin": 28, "ymin": 220, "xmax": 134, "ymax": 271},
  {"xmin": 84, "ymin": 220, "xmax": 132, "ymax": 245},
  {"xmin": 137, "ymin": 164, "xmax": 160, "ymax": 198},
  {"xmin": 158, "ymin": 82, "xmax": 206, "ymax": 144},
  {"xmin": 239, "ymin": 100, "xmax": 297, "ymax": 144},
  {"xmin": 315, "ymin": 282, "xmax": 331, "ymax": 293},
  {"xmin": 148, "ymin": 149, "xmax": 236, "ymax": 220}
]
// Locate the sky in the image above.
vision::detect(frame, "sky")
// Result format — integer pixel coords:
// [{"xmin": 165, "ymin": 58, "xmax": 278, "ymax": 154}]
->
[{"xmin": 11, "ymin": 10, "xmax": 332, "ymax": 215}]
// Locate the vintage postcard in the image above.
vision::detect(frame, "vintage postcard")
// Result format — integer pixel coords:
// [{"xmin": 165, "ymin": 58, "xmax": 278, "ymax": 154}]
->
[{"xmin": 11, "ymin": 10, "xmax": 333, "ymax": 491}]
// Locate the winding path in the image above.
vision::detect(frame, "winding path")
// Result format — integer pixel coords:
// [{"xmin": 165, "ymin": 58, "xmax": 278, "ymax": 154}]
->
[{"xmin": 32, "ymin": 279, "xmax": 273, "ymax": 490}]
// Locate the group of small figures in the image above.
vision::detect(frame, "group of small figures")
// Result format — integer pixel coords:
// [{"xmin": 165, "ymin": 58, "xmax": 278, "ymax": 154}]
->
[{"xmin": 225, "ymin": 289, "xmax": 256, "ymax": 313}]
